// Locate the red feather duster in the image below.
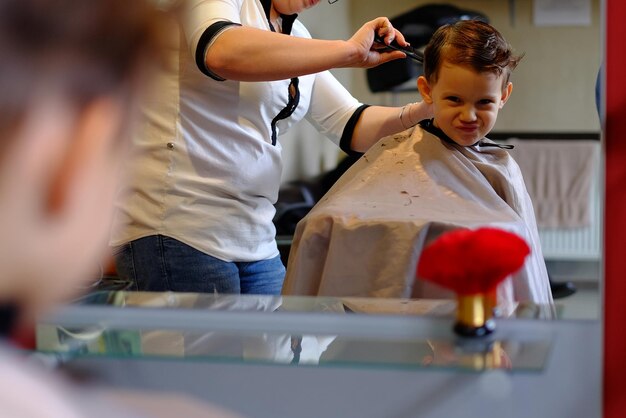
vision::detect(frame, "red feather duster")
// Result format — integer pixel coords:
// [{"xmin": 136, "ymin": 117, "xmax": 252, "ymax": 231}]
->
[{"xmin": 417, "ymin": 227, "xmax": 530, "ymax": 295}]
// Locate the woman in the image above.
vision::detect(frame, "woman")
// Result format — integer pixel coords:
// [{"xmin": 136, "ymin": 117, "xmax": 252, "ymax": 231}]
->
[{"xmin": 112, "ymin": 0, "xmax": 432, "ymax": 294}]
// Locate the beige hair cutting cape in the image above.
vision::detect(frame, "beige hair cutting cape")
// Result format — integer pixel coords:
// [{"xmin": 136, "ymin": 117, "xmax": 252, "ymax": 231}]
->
[{"xmin": 282, "ymin": 126, "xmax": 553, "ymax": 305}]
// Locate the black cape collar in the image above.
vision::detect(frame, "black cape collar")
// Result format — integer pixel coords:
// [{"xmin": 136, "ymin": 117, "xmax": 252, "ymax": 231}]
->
[
  {"xmin": 418, "ymin": 119, "xmax": 513, "ymax": 150},
  {"xmin": 0, "ymin": 303, "xmax": 18, "ymax": 338}
]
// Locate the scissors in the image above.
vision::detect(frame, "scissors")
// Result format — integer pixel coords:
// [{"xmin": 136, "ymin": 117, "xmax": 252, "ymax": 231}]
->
[{"xmin": 374, "ymin": 34, "xmax": 424, "ymax": 63}]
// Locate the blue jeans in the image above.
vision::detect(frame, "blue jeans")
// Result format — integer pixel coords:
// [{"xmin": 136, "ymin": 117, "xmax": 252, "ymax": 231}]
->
[{"xmin": 113, "ymin": 235, "xmax": 285, "ymax": 295}]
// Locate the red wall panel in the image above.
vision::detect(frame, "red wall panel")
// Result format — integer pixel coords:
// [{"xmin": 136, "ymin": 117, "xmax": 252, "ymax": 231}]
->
[{"xmin": 604, "ymin": 1, "xmax": 626, "ymax": 417}]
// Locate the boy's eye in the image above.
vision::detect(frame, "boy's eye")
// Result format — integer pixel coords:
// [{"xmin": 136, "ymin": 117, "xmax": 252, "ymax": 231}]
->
[
  {"xmin": 478, "ymin": 99, "xmax": 494, "ymax": 105},
  {"xmin": 445, "ymin": 96, "xmax": 461, "ymax": 103}
]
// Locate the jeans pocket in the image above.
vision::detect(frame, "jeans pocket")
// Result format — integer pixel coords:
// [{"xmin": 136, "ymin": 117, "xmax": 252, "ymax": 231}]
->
[{"xmin": 112, "ymin": 243, "xmax": 138, "ymax": 291}]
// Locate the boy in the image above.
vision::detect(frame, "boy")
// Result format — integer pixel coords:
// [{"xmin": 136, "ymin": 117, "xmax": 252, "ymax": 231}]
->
[{"xmin": 282, "ymin": 20, "xmax": 553, "ymax": 305}]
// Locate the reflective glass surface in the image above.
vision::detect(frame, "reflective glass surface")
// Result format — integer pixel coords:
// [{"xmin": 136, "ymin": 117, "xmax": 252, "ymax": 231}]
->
[{"xmin": 36, "ymin": 291, "xmax": 555, "ymax": 373}]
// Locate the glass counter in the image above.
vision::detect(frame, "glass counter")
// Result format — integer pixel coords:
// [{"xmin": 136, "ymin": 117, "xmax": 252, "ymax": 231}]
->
[
  {"xmin": 37, "ymin": 291, "xmax": 555, "ymax": 373},
  {"xmin": 34, "ymin": 291, "xmax": 601, "ymax": 418}
]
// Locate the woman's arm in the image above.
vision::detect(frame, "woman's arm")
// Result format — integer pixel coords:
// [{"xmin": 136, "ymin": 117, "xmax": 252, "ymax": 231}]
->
[
  {"xmin": 350, "ymin": 102, "xmax": 433, "ymax": 153},
  {"xmin": 205, "ymin": 17, "xmax": 408, "ymax": 81},
  {"xmin": 305, "ymin": 70, "xmax": 432, "ymax": 155}
]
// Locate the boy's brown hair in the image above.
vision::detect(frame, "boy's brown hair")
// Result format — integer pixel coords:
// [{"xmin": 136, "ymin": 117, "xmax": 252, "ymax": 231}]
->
[{"xmin": 422, "ymin": 19, "xmax": 522, "ymax": 87}]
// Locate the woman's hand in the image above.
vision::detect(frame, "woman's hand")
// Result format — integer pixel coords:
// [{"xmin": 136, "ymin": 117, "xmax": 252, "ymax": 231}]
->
[{"xmin": 346, "ymin": 17, "xmax": 409, "ymax": 68}]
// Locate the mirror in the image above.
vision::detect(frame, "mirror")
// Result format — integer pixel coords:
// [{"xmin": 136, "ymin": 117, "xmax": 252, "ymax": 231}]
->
[{"xmin": 285, "ymin": 0, "xmax": 602, "ymax": 319}]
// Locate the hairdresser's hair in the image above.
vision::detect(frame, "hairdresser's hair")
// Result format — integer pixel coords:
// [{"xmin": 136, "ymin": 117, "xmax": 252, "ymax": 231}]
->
[
  {"xmin": 423, "ymin": 20, "xmax": 523, "ymax": 88},
  {"xmin": 0, "ymin": 0, "xmax": 163, "ymax": 134}
]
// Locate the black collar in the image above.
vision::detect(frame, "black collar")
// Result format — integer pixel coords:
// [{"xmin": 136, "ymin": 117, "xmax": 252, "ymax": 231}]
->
[
  {"xmin": 260, "ymin": 0, "xmax": 298, "ymax": 35},
  {"xmin": 418, "ymin": 118, "xmax": 459, "ymax": 145},
  {"xmin": 418, "ymin": 119, "xmax": 513, "ymax": 149},
  {"xmin": 0, "ymin": 303, "xmax": 18, "ymax": 338}
]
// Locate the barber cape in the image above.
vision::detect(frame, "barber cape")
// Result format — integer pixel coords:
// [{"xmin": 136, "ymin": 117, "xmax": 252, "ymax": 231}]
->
[{"xmin": 282, "ymin": 123, "xmax": 553, "ymax": 305}]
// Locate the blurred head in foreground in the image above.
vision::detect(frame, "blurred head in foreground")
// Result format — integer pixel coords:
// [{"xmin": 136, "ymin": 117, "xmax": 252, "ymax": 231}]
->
[{"xmin": 0, "ymin": 0, "xmax": 162, "ymax": 322}]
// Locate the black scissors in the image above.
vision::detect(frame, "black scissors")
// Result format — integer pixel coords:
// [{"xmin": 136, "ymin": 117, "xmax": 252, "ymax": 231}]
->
[{"xmin": 374, "ymin": 34, "xmax": 424, "ymax": 63}]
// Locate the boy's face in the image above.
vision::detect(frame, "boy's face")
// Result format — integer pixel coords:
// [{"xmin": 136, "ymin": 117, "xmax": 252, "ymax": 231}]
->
[{"xmin": 417, "ymin": 60, "xmax": 513, "ymax": 146}]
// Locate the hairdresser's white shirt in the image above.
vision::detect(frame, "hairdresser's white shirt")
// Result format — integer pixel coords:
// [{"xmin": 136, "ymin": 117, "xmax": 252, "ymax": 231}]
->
[{"xmin": 111, "ymin": 0, "xmax": 362, "ymax": 261}]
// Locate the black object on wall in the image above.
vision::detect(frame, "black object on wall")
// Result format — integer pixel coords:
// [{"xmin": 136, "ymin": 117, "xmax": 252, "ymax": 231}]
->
[{"xmin": 366, "ymin": 3, "xmax": 488, "ymax": 93}]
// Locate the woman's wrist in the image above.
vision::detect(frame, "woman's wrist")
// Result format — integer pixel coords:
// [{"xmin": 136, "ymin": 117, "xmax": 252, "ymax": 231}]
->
[
  {"xmin": 411, "ymin": 101, "xmax": 433, "ymax": 123},
  {"xmin": 399, "ymin": 102, "xmax": 420, "ymax": 129},
  {"xmin": 339, "ymin": 39, "xmax": 367, "ymax": 68}
]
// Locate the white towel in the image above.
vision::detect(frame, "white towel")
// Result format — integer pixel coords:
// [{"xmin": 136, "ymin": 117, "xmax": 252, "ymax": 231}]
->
[{"xmin": 505, "ymin": 139, "xmax": 598, "ymax": 228}]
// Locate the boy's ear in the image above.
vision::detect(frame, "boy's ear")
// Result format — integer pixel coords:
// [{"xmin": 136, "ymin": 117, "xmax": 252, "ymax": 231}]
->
[
  {"xmin": 417, "ymin": 76, "xmax": 433, "ymax": 104},
  {"xmin": 499, "ymin": 82, "xmax": 513, "ymax": 108}
]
